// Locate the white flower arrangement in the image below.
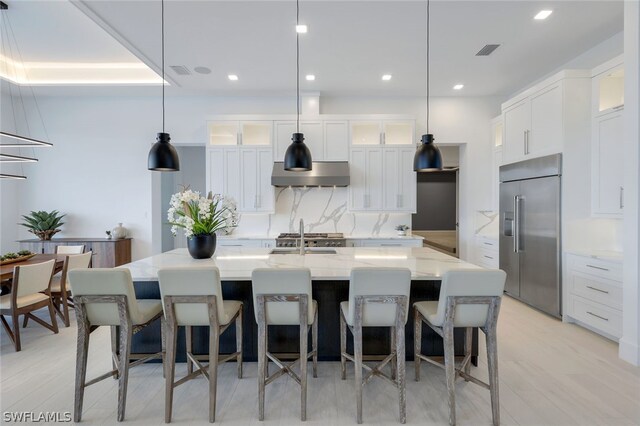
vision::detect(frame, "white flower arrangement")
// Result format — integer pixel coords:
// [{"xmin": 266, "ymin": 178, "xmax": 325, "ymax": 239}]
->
[{"xmin": 167, "ymin": 189, "xmax": 239, "ymax": 238}]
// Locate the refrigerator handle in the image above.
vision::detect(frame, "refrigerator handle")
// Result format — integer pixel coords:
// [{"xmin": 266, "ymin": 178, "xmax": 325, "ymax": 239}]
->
[{"xmin": 513, "ymin": 195, "xmax": 521, "ymax": 253}]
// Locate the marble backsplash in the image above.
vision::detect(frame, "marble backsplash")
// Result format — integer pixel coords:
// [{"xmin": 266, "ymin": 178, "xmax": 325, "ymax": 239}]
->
[
  {"xmin": 232, "ymin": 186, "xmax": 412, "ymax": 236},
  {"xmin": 475, "ymin": 210, "xmax": 499, "ymax": 237}
]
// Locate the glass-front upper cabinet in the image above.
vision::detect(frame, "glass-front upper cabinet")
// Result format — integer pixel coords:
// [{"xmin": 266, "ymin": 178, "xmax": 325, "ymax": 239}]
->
[
  {"xmin": 351, "ymin": 120, "xmax": 414, "ymax": 146},
  {"xmin": 593, "ymin": 63, "xmax": 624, "ymax": 116},
  {"xmin": 208, "ymin": 121, "xmax": 272, "ymax": 146}
]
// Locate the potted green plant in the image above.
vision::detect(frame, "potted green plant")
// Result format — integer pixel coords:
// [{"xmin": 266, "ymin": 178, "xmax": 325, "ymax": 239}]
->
[
  {"xmin": 20, "ymin": 210, "xmax": 65, "ymax": 240},
  {"xmin": 168, "ymin": 189, "xmax": 238, "ymax": 259},
  {"xmin": 395, "ymin": 224, "xmax": 410, "ymax": 237}
]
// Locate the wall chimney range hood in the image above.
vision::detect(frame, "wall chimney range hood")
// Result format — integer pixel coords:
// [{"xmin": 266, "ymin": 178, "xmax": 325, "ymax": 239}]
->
[{"xmin": 271, "ymin": 161, "xmax": 350, "ymax": 187}]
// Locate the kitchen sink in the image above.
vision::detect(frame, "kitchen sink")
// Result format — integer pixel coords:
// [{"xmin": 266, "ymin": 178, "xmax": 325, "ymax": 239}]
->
[{"xmin": 269, "ymin": 248, "xmax": 337, "ymax": 255}]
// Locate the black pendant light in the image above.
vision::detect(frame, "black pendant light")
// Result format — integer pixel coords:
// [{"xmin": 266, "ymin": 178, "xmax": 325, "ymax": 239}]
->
[
  {"xmin": 148, "ymin": 0, "xmax": 179, "ymax": 172},
  {"xmin": 414, "ymin": 0, "xmax": 443, "ymax": 172},
  {"xmin": 284, "ymin": 0, "xmax": 312, "ymax": 172}
]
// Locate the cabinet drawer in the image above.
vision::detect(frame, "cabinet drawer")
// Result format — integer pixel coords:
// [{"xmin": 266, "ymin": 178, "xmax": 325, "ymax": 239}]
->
[
  {"xmin": 569, "ymin": 271, "xmax": 622, "ymax": 310},
  {"xmin": 477, "ymin": 251, "xmax": 498, "ymax": 269},
  {"xmin": 217, "ymin": 240, "xmax": 263, "ymax": 248},
  {"xmin": 570, "ymin": 295, "xmax": 622, "ymax": 338},
  {"xmin": 477, "ymin": 237, "xmax": 498, "ymax": 250},
  {"xmin": 568, "ymin": 255, "xmax": 622, "ymax": 281}
]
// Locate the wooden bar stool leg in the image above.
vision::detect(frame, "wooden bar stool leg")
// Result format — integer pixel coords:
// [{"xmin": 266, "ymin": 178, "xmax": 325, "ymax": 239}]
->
[
  {"xmin": 390, "ymin": 326, "xmax": 397, "ymax": 380},
  {"xmin": 354, "ymin": 323, "xmax": 364, "ymax": 424},
  {"xmin": 464, "ymin": 327, "xmax": 472, "ymax": 378},
  {"xmin": 300, "ymin": 314, "xmax": 308, "ymax": 421},
  {"xmin": 209, "ymin": 326, "xmax": 219, "ymax": 423},
  {"xmin": 117, "ymin": 322, "xmax": 132, "ymax": 421},
  {"xmin": 161, "ymin": 317, "xmax": 167, "ymax": 379},
  {"xmin": 186, "ymin": 326, "xmax": 193, "ymax": 375},
  {"xmin": 414, "ymin": 310, "xmax": 422, "ymax": 382},
  {"xmin": 111, "ymin": 326, "xmax": 119, "ymax": 379},
  {"xmin": 396, "ymin": 322, "xmax": 406, "ymax": 424},
  {"xmin": 236, "ymin": 308, "xmax": 243, "ymax": 379},
  {"xmin": 165, "ymin": 321, "xmax": 177, "ymax": 423},
  {"xmin": 312, "ymin": 307, "xmax": 318, "ymax": 378},
  {"xmin": 74, "ymin": 312, "xmax": 90, "ymax": 422},
  {"xmin": 340, "ymin": 311, "xmax": 347, "ymax": 380},
  {"xmin": 443, "ymin": 323, "xmax": 456, "ymax": 426},
  {"xmin": 257, "ymin": 317, "xmax": 266, "ymax": 421},
  {"xmin": 486, "ymin": 326, "xmax": 500, "ymax": 426}
]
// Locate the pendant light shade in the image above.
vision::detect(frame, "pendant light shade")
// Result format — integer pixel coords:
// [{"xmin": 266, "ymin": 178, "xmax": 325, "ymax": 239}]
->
[
  {"xmin": 148, "ymin": 0, "xmax": 179, "ymax": 172},
  {"xmin": 284, "ymin": 133, "xmax": 312, "ymax": 171},
  {"xmin": 414, "ymin": 134, "xmax": 442, "ymax": 171},
  {"xmin": 284, "ymin": 0, "xmax": 312, "ymax": 172},
  {"xmin": 414, "ymin": 0, "xmax": 443, "ymax": 172},
  {"xmin": 148, "ymin": 132, "xmax": 180, "ymax": 171}
]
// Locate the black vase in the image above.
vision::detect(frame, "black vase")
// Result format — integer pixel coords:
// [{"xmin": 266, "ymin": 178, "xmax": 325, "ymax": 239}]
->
[{"xmin": 187, "ymin": 233, "xmax": 217, "ymax": 259}]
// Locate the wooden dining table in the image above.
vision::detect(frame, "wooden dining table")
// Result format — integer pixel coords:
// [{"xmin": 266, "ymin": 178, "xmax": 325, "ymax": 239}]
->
[{"xmin": 0, "ymin": 254, "xmax": 66, "ymax": 282}]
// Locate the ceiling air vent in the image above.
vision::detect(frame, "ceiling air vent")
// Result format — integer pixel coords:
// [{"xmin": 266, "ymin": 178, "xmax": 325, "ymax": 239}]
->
[
  {"xmin": 476, "ymin": 44, "xmax": 500, "ymax": 56},
  {"xmin": 169, "ymin": 65, "xmax": 191, "ymax": 75}
]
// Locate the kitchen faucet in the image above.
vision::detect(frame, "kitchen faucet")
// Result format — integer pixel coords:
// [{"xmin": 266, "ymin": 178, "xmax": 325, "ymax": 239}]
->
[{"xmin": 299, "ymin": 218, "xmax": 305, "ymax": 255}]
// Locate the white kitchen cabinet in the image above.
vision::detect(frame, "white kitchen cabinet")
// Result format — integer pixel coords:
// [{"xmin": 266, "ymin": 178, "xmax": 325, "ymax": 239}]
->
[
  {"xmin": 475, "ymin": 236, "xmax": 499, "ymax": 268},
  {"xmin": 593, "ymin": 59, "xmax": 624, "ymax": 117},
  {"xmin": 240, "ymin": 148, "xmax": 274, "ymax": 213},
  {"xmin": 206, "ymin": 148, "xmax": 241, "ymax": 205},
  {"xmin": 274, "ymin": 120, "xmax": 324, "ymax": 161},
  {"xmin": 492, "ymin": 147, "xmax": 502, "ymax": 211},
  {"xmin": 323, "ymin": 120, "xmax": 349, "ymax": 160},
  {"xmin": 351, "ymin": 120, "xmax": 414, "ymax": 146},
  {"xmin": 349, "ymin": 147, "xmax": 383, "ymax": 211},
  {"xmin": 351, "ymin": 147, "xmax": 414, "ymax": 212},
  {"xmin": 209, "ymin": 121, "xmax": 271, "ymax": 146},
  {"xmin": 501, "ymin": 72, "xmax": 589, "ymax": 165},
  {"xmin": 592, "ymin": 110, "xmax": 624, "ymax": 216},
  {"xmin": 566, "ymin": 253, "xmax": 623, "ymax": 340},
  {"xmin": 383, "ymin": 148, "xmax": 416, "ymax": 212}
]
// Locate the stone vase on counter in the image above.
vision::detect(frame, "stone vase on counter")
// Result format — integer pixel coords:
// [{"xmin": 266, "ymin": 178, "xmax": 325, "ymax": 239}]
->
[
  {"xmin": 111, "ymin": 223, "xmax": 127, "ymax": 239},
  {"xmin": 187, "ymin": 233, "xmax": 217, "ymax": 259}
]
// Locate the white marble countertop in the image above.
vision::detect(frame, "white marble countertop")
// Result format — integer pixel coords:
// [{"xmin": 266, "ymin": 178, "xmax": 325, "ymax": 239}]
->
[
  {"xmin": 564, "ymin": 249, "xmax": 624, "ymax": 262},
  {"xmin": 123, "ymin": 247, "xmax": 480, "ymax": 281},
  {"xmin": 218, "ymin": 234, "xmax": 424, "ymax": 240}
]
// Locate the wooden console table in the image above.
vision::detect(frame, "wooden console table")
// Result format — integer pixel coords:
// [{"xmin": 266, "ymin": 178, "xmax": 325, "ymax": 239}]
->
[{"xmin": 18, "ymin": 238, "xmax": 132, "ymax": 268}]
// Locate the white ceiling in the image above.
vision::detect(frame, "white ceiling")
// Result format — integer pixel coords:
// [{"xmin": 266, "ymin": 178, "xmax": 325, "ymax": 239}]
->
[{"xmin": 1, "ymin": 0, "xmax": 624, "ymax": 97}]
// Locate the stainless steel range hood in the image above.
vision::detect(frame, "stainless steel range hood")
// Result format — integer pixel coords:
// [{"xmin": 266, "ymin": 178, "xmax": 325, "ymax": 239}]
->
[{"xmin": 271, "ymin": 161, "xmax": 350, "ymax": 187}]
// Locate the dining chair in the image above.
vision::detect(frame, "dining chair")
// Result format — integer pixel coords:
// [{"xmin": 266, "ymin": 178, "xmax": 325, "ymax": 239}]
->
[
  {"xmin": 251, "ymin": 268, "xmax": 318, "ymax": 421},
  {"xmin": 158, "ymin": 267, "xmax": 243, "ymax": 423},
  {"xmin": 340, "ymin": 267, "xmax": 411, "ymax": 424},
  {"xmin": 68, "ymin": 268, "xmax": 165, "ymax": 422},
  {"xmin": 414, "ymin": 269, "xmax": 506, "ymax": 426},
  {"xmin": 51, "ymin": 252, "xmax": 92, "ymax": 327},
  {"xmin": 56, "ymin": 245, "xmax": 86, "ymax": 254},
  {"xmin": 0, "ymin": 259, "xmax": 58, "ymax": 351}
]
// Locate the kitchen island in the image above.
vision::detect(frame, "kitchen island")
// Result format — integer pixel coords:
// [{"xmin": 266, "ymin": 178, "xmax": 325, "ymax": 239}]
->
[{"xmin": 123, "ymin": 247, "xmax": 482, "ymax": 362}]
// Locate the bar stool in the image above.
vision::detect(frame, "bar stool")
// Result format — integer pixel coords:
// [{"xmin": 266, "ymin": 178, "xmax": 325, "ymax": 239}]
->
[
  {"xmin": 158, "ymin": 266, "xmax": 243, "ymax": 423},
  {"xmin": 413, "ymin": 269, "xmax": 506, "ymax": 426},
  {"xmin": 68, "ymin": 268, "xmax": 165, "ymax": 422},
  {"xmin": 251, "ymin": 268, "xmax": 318, "ymax": 421},
  {"xmin": 340, "ymin": 267, "xmax": 411, "ymax": 424}
]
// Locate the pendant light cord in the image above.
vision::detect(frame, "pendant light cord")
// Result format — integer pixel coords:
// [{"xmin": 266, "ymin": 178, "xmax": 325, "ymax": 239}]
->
[
  {"xmin": 162, "ymin": 0, "xmax": 165, "ymax": 133},
  {"xmin": 426, "ymin": 0, "xmax": 430, "ymax": 134},
  {"xmin": 296, "ymin": 0, "xmax": 300, "ymax": 133}
]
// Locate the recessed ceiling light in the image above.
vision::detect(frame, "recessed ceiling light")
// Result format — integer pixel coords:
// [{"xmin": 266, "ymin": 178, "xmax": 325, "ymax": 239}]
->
[
  {"xmin": 296, "ymin": 24, "xmax": 308, "ymax": 33},
  {"xmin": 453, "ymin": 84, "xmax": 464, "ymax": 90},
  {"xmin": 534, "ymin": 10, "xmax": 553, "ymax": 20},
  {"xmin": 228, "ymin": 74, "xmax": 238, "ymax": 81},
  {"xmin": 382, "ymin": 74, "xmax": 392, "ymax": 81},
  {"xmin": 305, "ymin": 74, "xmax": 315, "ymax": 81}
]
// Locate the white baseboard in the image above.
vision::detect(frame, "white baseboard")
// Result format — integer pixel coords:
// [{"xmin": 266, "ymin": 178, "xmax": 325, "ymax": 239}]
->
[{"xmin": 618, "ymin": 337, "xmax": 640, "ymax": 366}]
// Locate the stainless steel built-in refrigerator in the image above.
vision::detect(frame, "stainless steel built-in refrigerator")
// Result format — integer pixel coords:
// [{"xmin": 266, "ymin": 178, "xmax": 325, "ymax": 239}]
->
[{"xmin": 499, "ymin": 154, "xmax": 562, "ymax": 318}]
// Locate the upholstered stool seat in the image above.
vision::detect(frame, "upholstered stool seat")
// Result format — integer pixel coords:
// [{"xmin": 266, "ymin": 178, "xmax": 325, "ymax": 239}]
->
[
  {"xmin": 69, "ymin": 268, "xmax": 165, "ymax": 422},
  {"xmin": 340, "ymin": 267, "xmax": 411, "ymax": 424},
  {"xmin": 251, "ymin": 268, "xmax": 318, "ymax": 422},
  {"xmin": 158, "ymin": 266, "xmax": 243, "ymax": 423},
  {"xmin": 414, "ymin": 269, "xmax": 506, "ymax": 426}
]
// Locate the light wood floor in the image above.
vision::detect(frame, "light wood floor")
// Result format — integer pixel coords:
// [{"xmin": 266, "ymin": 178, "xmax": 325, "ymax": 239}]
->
[{"xmin": 1, "ymin": 296, "xmax": 639, "ymax": 425}]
